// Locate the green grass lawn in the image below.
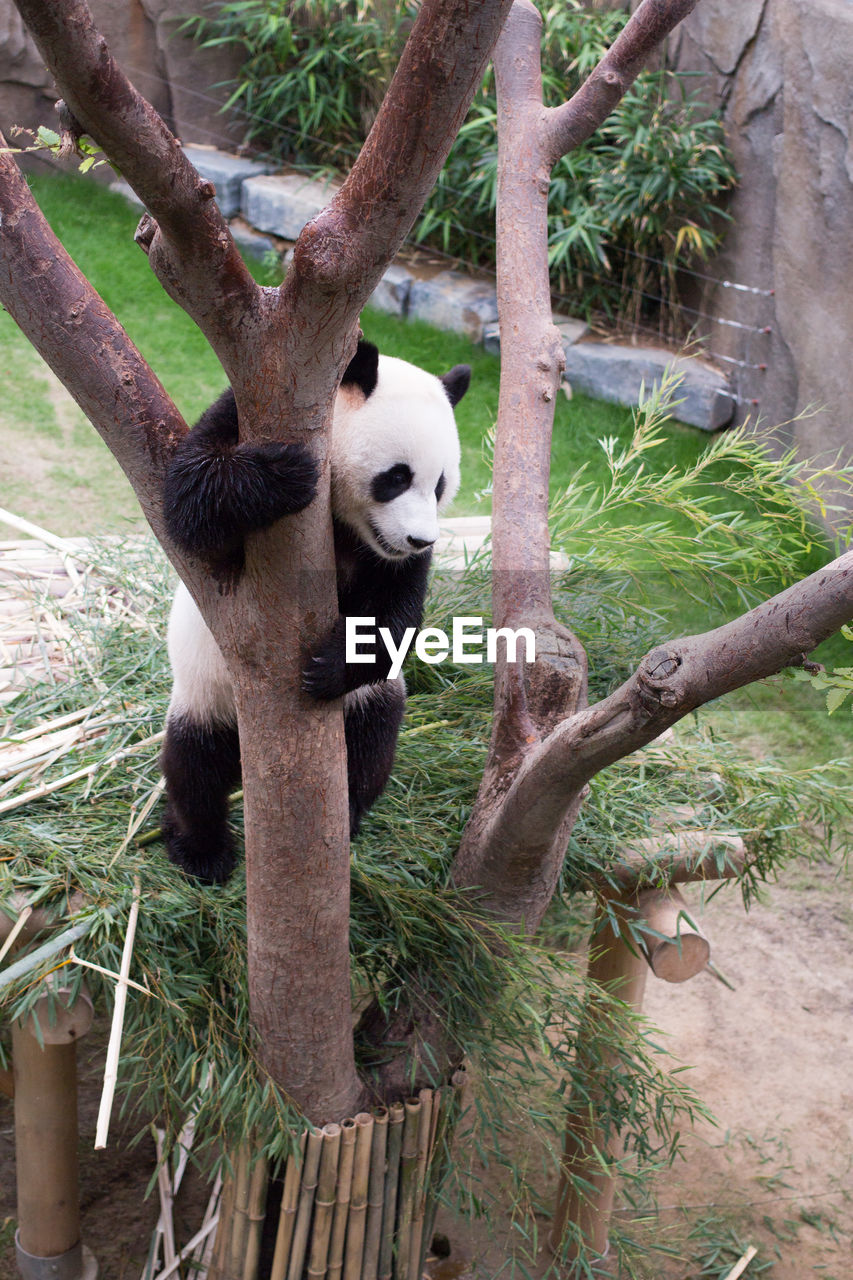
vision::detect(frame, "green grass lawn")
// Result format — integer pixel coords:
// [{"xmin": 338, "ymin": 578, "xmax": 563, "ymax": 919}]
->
[{"xmin": 2, "ymin": 170, "xmax": 851, "ymax": 765}]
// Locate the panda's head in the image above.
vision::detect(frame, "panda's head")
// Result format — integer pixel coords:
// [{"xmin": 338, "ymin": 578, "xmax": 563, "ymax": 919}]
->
[{"xmin": 331, "ymin": 340, "xmax": 470, "ymax": 561}]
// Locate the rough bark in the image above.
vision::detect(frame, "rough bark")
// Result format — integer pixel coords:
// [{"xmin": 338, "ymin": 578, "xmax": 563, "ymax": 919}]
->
[{"xmin": 4, "ymin": 0, "xmax": 516, "ymax": 1121}]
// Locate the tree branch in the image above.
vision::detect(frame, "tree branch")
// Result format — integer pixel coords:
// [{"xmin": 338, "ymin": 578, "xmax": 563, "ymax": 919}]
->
[
  {"xmin": 542, "ymin": 0, "xmax": 702, "ymax": 165},
  {"xmin": 12, "ymin": 0, "xmax": 260, "ymax": 365},
  {"xmin": 0, "ymin": 139, "xmax": 183, "ymax": 542},
  {"xmin": 456, "ymin": 552, "xmax": 853, "ymax": 923},
  {"xmin": 286, "ymin": 0, "xmax": 514, "ymax": 309}
]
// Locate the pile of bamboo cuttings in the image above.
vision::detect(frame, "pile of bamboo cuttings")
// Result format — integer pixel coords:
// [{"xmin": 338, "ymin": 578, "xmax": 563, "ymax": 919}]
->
[
  {"xmin": 205, "ymin": 1078, "xmax": 466, "ymax": 1280},
  {"xmin": 0, "ymin": 508, "xmax": 110, "ymax": 706}
]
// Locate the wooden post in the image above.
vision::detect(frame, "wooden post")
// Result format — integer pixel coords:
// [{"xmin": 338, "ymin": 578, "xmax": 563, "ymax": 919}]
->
[
  {"xmin": 12, "ymin": 978, "xmax": 97, "ymax": 1279},
  {"xmin": 549, "ymin": 894, "xmax": 649, "ymax": 1261}
]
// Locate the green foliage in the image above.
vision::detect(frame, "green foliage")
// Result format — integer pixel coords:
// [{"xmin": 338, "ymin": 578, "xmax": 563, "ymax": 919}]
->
[
  {"xmin": 791, "ymin": 624, "xmax": 853, "ymax": 716},
  {"xmin": 2, "ymin": 391, "xmax": 852, "ymax": 1271},
  {"xmin": 186, "ymin": 0, "xmax": 736, "ymax": 330}
]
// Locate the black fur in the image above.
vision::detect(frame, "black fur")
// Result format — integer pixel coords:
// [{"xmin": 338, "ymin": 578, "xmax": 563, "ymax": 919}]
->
[
  {"xmin": 159, "ymin": 340, "xmax": 468, "ymax": 882},
  {"xmin": 163, "ymin": 388, "xmax": 319, "ymax": 574},
  {"xmin": 302, "ymin": 520, "xmax": 431, "ymax": 701},
  {"xmin": 440, "ymin": 364, "xmax": 471, "ymax": 407},
  {"xmin": 160, "ymin": 716, "xmax": 242, "ymax": 885},
  {"xmin": 345, "ymin": 681, "xmax": 406, "ymax": 837}
]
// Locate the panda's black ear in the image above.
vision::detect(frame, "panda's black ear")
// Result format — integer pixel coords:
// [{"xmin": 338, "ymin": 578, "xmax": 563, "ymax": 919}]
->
[
  {"xmin": 440, "ymin": 364, "xmax": 471, "ymax": 408},
  {"xmin": 341, "ymin": 340, "xmax": 379, "ymax": 399}
]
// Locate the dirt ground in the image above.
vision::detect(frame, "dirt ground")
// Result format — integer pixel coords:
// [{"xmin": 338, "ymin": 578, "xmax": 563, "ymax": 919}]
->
[{"xmin": 2, "ymin": 863, "xmax": 851, "ymax": 1280}]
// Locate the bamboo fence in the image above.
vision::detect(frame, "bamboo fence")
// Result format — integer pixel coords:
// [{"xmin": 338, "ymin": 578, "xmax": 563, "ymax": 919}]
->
[{"xmin": 207, "ymin": 1074, "xmax": 466, "ymax": 1280}]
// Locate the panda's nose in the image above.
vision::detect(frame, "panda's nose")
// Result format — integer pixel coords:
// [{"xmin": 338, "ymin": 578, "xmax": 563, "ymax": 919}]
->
[{"xmin": 407, "ymin": 535, "xmax": 435, "ymax": 551}]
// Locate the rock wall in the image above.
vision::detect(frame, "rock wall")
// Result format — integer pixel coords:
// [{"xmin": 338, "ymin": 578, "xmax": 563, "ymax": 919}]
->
[
  {"xmin": 0, "ymin": 0, "xmax": 242, "ymax": 150},
  {"xmin": 671, "ymin": 0, "xmax": 853, "ymax": 484}
]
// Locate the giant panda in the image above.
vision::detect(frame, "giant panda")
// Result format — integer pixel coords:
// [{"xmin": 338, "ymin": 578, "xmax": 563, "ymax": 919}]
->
[{"xmin": 159, "ymin": 339, "xmax": 470, "ymax": 883}]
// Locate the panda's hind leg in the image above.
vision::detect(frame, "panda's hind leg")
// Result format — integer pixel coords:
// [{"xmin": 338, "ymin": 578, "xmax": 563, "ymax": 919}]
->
[
  {"xmin": 160, "ymin": 713, "xmax": 242, "ymax": 884},
  {"xmin": 344, "ymin": 679, "xmax": 406, "ymax": 838}
]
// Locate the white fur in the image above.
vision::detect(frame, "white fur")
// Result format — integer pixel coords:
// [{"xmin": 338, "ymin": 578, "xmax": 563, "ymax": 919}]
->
[
  {"xmin": 332, "ymin": 355, "xmax": 461, "ymax": 559},
  {"xmin": 168, "ymin": 354, "xmax": 461, "ymax": 722}
]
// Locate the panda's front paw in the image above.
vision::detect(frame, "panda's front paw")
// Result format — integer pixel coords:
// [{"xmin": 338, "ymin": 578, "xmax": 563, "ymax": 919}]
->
[
  {"xmin": 302, "ymin": 646, "xmax": 348, "ymax": 701},
  {"xmin": 234, "ymin": 441, "xmax": 319, "ymax": 522}
]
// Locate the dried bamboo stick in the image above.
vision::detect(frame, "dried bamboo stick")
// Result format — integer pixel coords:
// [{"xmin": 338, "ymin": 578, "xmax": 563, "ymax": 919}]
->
[
  {"xmin": 0, "ymin": 905, "xmax": 32, "ymax": 966},
  {"xmin": 95, "ymin": 876, "xmax": 141, "ymax": 1150},
  {"xmin": 378, "ymin": 1103, "xmax": 405, "ymax": 1280},
  {"xmin": 229, "ymin": 1144, "xmax": 252, "ymax": 1276},
  {"xmin": 0, "ymin": 730, "xmax": 165, "ymax": 816},
  {"xmin": 189, "ymin": 1171, "xmax": 223, "ymax": 1273},
  {"xmin": 406, "ymin": 1091, "xmax": 433, "ymax": 1279},
  {"xmin": 327, "ymin": 1117, "xmax": 358, "ymax": 1280},
  {"xmin": 288, "ymin": 1128, "xmax": 324, "ymax": 1280},
  {"xmin": 0, "ymin": 508, "xmax": 86, "ymax": 563},
  {"xmin": 270, "ymin": 1134, "xmax": 307, "ymax": 1280},
  {"xmin": 360, "ymin": 1108, "xmax": 388, "ymax": 1280},
  {"xmin": 306, "ymin": 1123, "xmax": 342, "ymax": 1280},
  {"xmin": 153, "ymin": 1128, "xmax": 177, "ymax": 1270},
  {"xmin": 343, "ymin": 1112, "xmax": 374, "ymax": 1280},
  {"xmin": 722, "ymin": 1245, "xmax": 758, "ymax": 1280},
  {"xmin": 242, "ymin": 1155, "xmax": 270, "ymax": 1280},
  {"xmin": 395, "ymin": 1098, "xmax": 422, "ymax": 1280}
]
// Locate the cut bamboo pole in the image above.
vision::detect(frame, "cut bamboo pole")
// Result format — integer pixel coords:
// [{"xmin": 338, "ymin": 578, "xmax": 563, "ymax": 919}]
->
[
  {"xmin": 306, "ymin": 1123, "xmax": 342, "ymax": 1280},
  {"xmin": 328, "ymin": 1118, "xmax": 358, "ymax": 1280},
  {"xmin": 361, "ymin": 1107, "xmax": 388, "ymax": 1280},
  {"xmin": 270, "ymin": 1133, "xmax": 307, "ymax": 1280},
  {"xmin": 636, "ymin": 887, "xmax": 710, "ymax": 982},
  {"xmin": 242, "ymin": 1155, "xmax": 270, "ymax": 1280},
  {"xmin": 229, "ymin": 1144, "xmax": 252, "ymax": 1278},
  {"xmin": 343, "ymin": 1112, "xmax": 374, "ymax": 1280},
  {"xmin": 407, "ymin": 1090, "xmax": 433, "ymax": 1279},
  {"xmin": 378, "ymin": 1103, "xmax": 405, "ymax": 1280},
  {"xmin": 209, "ymin": 1171, "xmax": 237, "ymax": 1280},
  {"xmin": 288, "ymin": 1128, "xmax": 324, "ymax": 1280},
  {"xmin": 418, "ymin": 1084, "xmax": 458, "ymax": 1276},
  {"xmin": 395, "ymin": 1098, "xmax": 422, "ymax": 1280}
]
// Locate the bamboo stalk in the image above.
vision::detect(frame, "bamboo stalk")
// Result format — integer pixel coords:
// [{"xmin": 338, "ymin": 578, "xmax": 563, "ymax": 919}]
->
[
  {"xmin": 242, "ymin": 1155, "xmax": 270, "ymax": 1280},
  {"xmin": 327, "ymin": 1117, "xmax": 358, "ymax": 1280},
  {"xmin": 395, "ymin": 1098, "xmax": 422, "ymax": 1280},
  {"xmin": 418, "ymin": 1085, "xmax": 459, "ymax": 1278},
  {"xmin": 378, "ymin": 1104, "xmax": 405, "ymax": 1280},
  {"xmin": 306, "ymin": 1123, "xmax": 342, "ymax": 1280},
  {"xmin": 210, "ymin": 1171, "xmax": 237, "ymax": 1280},
  {"xmin": 270, "ymin": 1133, "xmax": 307, "ymax": 1280},
  {"xmin": 229, "ymin": 1144, "xmax": 252, "ymax": 1277},
  {"xmin": 407, "ymin": 1091, "xmax": 433, "ymax": 1279},
  {"xmin": 361, "ymin": 1108, "xmax": 388, "ymax": 1280},
  {"xmin": 343, "ymin": 1112, "xmax": 374, "ymax": 1280},
  {"xmin": 95, "ymin": 876, "xmax": 141, "ymax": 1150},
  {"xmin": 288, "ymin": 1128, "xmax": 324, "ymax": 1280}
]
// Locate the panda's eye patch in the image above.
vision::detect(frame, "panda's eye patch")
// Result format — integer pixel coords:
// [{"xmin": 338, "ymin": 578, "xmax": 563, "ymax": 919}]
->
[
  {"xmin": 371, "ymin": 464, "xmax": 413, "ymax": 503},
  {"xmin": 435, "ymin": 472, "xmax": 446, "ymax": 502}
]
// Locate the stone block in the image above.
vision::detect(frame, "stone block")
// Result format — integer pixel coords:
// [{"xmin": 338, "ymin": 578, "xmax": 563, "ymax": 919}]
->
[
  {"xmin": 483, "ymin": 323, "xmax": 501, "ymax": 356},
  {"xmin": 563, "ymin": 343, "xmax": 735, "ymax": 431},
  {"xmin": 369, "ymin": 264, "xmax": 413, "ymax": 316},
  {"xmin": 408, "ymin": 271, "xmax": 498, "ymax": 343},
  {"xmin": 182, "ymin": 146, "xmax": 273, "ymax": 219},
  {"xmin": 241, "ymin": 173, "xmax": 340, "ymax": 241}
]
